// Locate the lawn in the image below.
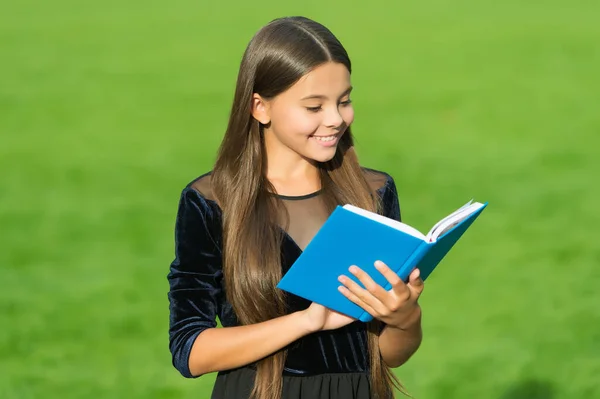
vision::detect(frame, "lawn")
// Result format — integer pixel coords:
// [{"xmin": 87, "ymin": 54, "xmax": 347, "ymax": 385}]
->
[{"xmin": 1, "ymin": 0, "xmax": 599, "ymax": 398}]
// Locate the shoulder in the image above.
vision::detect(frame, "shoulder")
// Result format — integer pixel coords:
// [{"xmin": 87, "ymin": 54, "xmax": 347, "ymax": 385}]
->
[
  {"xmin": 183, "ymin": 171, "xmax": 216, "ymax": 200},
  {"xmin": 176, "ymin": 171, "xmax": 221, "ymax": 219},
  {"xmin": 361, "ymin": 166, "xmax": 401, "ymax": 220},
  {"xmin": 175, "ymin": 171, "xmax": 223, "ymax": 243},
  {"xmin": 177, "ymin": 171, "xmax": 220, "ymax": 206},
  {"xmin": 360, "ymin": 166, "xmax": 397, "ymax": 194}
]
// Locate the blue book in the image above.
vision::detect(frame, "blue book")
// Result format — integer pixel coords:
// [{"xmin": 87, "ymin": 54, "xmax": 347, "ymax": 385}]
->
[{"xmin": 277, "ymin": 200, "xmax": 488, "ymax": 322}]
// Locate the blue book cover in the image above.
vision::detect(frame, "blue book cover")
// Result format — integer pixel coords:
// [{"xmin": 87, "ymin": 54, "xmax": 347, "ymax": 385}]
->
[{"xmin": 276, "ymin": 200, "xmax": 488, "ymax": 322}]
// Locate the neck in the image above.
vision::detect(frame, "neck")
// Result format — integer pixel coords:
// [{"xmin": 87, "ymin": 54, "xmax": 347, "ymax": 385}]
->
[{"xmin": 264, "ymin": 130, "xmax": 321, "ymax": 195}]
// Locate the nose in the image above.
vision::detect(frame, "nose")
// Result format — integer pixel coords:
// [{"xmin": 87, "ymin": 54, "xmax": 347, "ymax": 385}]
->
[{"xmin": 324, "ymin": 107, "xmax": 344, "ymax": 129}]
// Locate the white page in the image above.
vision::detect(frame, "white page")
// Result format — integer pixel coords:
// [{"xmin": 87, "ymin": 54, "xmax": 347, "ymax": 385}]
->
[
  {"xmin": 426, "ymin": 202, "xmax": 485, "ymax": 242},
  {"xmin": 343, "ymin": 204, "xmax": 426, "ymax": 240},
  {"xmin": 426, "ymin": 199, "xmax": 474, "ymax": 239},
  {"xmin": 343, "ymin": 200, "xmax": 483, "ymax": 243}
]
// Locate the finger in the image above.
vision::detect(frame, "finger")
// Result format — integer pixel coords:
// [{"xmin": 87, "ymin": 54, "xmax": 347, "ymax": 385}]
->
[
  {"xmin": 338, "ymin": 271, "xmax": 387, "ymax": 314},
  {"xmin": 407, "ymin": 269, "xmax": 424, "ymax": 297},
  {"xmin": 347, "ymin": 264, "xmax": 404, "ymax": 314},
  {"xmin": 408, "ymin": 268, "xmax": 422, "ymax": 285},
  {"xmin": 337, "ymin": 285, "xmax": 378, "ymax": 317},
  {"xmin": 347, "ymin": 265, "xmax": 389, "ymax": 302},
  {"xmin": 374, "ymin": 261, "xmax": 410, "ymax": 300},
  {"xmin": 374, "ymin": 260, "xmax": 403, "ymax": 288}
]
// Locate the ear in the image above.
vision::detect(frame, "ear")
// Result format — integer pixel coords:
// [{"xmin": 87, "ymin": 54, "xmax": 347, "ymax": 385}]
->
[{"xmin": 251, "ymin": 93, "xmax": 271, "ymax": 125}]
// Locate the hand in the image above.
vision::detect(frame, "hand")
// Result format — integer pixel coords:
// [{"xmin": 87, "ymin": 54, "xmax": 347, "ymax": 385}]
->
[
  {"xmin": 338, "ymin": 261, "xmax": 424, "ymax": 329},
  {"xmin": 301, "ymin": 302, "xmax": 357, "ymax": 333}
]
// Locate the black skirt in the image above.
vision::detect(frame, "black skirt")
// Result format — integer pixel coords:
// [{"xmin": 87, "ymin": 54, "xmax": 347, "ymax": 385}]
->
[{"xmin": 211, "ymin": 367, "xmax": 372, "ymax": 399}]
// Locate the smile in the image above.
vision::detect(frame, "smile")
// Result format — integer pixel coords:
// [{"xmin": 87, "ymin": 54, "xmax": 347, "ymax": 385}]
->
[
  {"xmin": 313, "ymin": 135, "xmax": 337, "ymax": 142},
  {"xmin": 310, "ymin": 134, "xmax": 340, "ymax": 148}
]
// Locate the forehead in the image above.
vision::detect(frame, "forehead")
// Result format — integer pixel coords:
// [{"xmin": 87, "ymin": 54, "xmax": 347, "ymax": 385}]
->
[{"xmin": 283, "ymin": 62, "xmax": 351, "ymax": 99}]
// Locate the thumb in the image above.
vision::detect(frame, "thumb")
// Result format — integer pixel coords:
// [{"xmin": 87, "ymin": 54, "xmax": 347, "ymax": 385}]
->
[{"xmin": 408, "ymin": 268, "xmax": 424, "ymax": 293}]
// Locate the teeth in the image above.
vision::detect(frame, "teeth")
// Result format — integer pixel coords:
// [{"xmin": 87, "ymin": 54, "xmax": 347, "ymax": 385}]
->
[{"xmin": 313, "ymin": 136, "xmax": 336, "ymax": 142}]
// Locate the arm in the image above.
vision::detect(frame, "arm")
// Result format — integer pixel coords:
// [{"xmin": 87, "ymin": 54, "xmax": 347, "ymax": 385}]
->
[
  {"xmin": 338, "ymin": 264, "xmax": 424, "ymax": 369},
  {"xmin": 378, "ymin": 173, "xmax": 422, "ymax": 367},
  {"xmin": 167, "ymin": 188, "xmax": 352, "ymax": 377},
  {"xmin": 378, "ymin": 306, "xmax": 422, "ymax": 368},
  {"xmin": 339, "ymin": 173, "xmax": 424, "ymax": 367},
  {"xmin": 187, "ymin": 303, "xmax": 355, "ymax": 375},
  {"xmin": 188, "ymin": 312, "xmax": 311, "ymax": 375},
  {"xmin": 170, "ymin": 188, "xmax": 308, "ymax": 377}
]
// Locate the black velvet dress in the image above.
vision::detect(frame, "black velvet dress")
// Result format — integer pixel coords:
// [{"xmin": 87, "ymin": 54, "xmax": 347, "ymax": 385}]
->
[{"xmin": 167, "ymin": 168, "xmax": 402, "ymax": 399}]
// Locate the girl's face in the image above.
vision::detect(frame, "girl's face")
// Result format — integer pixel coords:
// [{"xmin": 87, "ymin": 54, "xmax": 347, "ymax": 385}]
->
[{"xmin": 255, "ymin": 62, "xmax": 354, "ymax": 164}]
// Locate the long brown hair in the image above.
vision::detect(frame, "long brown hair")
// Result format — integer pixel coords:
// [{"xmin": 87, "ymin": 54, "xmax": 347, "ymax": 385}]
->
[{"xmin": 212, "ymin": 16, "xmax": 404, "ymax": 399}]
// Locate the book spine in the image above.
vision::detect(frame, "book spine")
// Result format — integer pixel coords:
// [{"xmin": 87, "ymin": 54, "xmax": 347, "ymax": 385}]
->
[
  {"xmin": 358, "ymin": 241, "xmax": 430, "ymax": 323},
  {"xmin": 390, "ymin": 240, "xmax": 430, "ymax": 287}
]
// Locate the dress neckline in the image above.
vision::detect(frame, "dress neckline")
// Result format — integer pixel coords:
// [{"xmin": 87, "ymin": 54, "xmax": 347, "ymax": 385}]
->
[{"xmin": 275, "ymin": 189, "xmax": 322, "ymax": 201}]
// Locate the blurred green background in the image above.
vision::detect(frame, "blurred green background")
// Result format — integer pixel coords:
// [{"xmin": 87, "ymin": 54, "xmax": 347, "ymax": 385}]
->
[{"xmin": 2, "ymin": 0, "xmax": 599, "ymax": 398}]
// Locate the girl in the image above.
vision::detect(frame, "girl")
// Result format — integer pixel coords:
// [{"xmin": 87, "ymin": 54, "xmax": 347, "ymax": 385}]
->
[{"xmin": 167, "ymin": 16, "xmax": 424, "ymax": 399}]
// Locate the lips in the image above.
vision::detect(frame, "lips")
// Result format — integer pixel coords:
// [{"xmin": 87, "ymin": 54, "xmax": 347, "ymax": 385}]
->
[
  {"xmin": 312, "ymin": 135, "xmax": 337, "ymax": 142},
  {"xmin": 310, "ymin": 133, "xmax": 340, "ymax": 147}
]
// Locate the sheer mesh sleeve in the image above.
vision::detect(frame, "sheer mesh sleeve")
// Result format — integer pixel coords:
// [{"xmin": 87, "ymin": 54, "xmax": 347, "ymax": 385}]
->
[{"xmin": 167, "ymin": 187, "xmax": 222, "ymax": 378}]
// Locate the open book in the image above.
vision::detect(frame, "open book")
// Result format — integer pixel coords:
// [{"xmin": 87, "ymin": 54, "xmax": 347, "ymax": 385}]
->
[
  {"xmin": 344, "ymin": 199, "xmax": 484, "ymax": 243},
  {"xmin": 277, "ymin": 200, "xmax": 487, "ymax": 322}
]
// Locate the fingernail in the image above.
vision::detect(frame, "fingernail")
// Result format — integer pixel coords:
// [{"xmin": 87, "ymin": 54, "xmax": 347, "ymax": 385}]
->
[{"xmin": 349, "ymin": 266, "xmax": 358, "ymax": 273}]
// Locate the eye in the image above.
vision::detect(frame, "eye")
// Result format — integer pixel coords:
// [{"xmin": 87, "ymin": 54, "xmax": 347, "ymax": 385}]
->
[
  {"xmin": 306, "ymin": 106, "xmax": 322, "ymax": 113},
  {"xmin": 340, "ymin": 99, "xmax": 352, "ymax": 106}
]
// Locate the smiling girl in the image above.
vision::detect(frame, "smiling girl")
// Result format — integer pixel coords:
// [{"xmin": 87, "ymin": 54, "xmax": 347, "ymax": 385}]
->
[{"xmin": 167, "ymin": 16, "xmax": 424, "ymax": 399}]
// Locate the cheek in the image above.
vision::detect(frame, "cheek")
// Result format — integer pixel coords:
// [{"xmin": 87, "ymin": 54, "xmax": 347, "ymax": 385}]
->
[
  {"xmin": 342, "ymin": 106, "xmax": 355, "ymax": 126},
  {"xmin": 274, "ymin": 107, "xmax": 320, "ymax": 136}
]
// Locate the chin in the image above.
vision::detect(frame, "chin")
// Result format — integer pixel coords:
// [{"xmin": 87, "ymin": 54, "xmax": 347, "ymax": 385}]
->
[{"xmin": 307, "ymin": 149, "xmax": 338, "ymax": 164}]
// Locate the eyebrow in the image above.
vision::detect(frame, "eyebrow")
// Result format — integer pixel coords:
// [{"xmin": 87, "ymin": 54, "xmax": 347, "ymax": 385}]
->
[{"xmin": 300, "ymin": 86, "xmax": 353, "ymax": 101}]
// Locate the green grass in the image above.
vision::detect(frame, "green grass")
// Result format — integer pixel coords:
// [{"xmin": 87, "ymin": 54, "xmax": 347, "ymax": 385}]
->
[{"xmin": 1, "ymin": 0, "xmax": 599, "ymax": 398}]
